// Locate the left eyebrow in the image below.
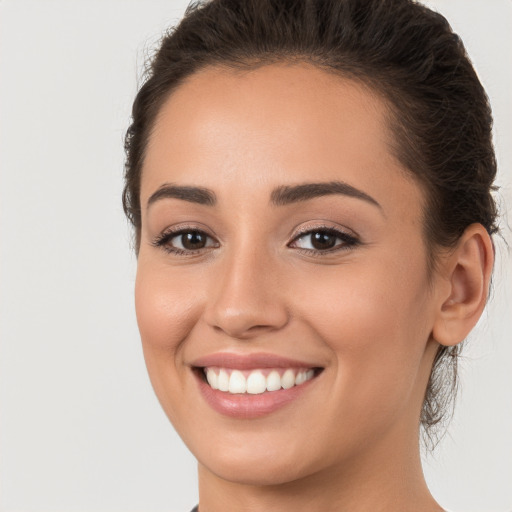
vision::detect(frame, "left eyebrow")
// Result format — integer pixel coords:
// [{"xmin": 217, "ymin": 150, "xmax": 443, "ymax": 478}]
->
[{"xmin": 270, "ymin": 181, "xmax": 382, "ymax": 211}]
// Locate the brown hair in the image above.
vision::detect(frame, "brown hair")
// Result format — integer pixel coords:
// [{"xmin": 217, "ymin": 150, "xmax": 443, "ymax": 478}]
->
[{"xmin": 123, "ymin": 0, "xmax": 498, "ymax": 446}]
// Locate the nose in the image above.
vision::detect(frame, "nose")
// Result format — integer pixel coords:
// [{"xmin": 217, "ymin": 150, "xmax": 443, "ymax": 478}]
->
[{"xmin": 203, "ymin": 245, "xmax": 289, "ymax": 340}]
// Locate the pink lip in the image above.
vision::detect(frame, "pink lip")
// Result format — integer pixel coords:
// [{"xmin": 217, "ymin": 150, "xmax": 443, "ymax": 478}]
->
[
  {"xmin": 191, "ymin": 352, "xmax": 319, "ymax": 370},
  {"xmin": 195, "ymin": 373, "xmax": 318, "ymax": 418},
  {"xmin": 191, "ymin": 352, "xmax": 323, "ymax": 419}
]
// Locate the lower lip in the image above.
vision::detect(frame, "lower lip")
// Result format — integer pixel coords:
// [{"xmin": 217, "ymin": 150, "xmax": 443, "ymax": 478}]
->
[{"xmin": 194, "ymin": 370, "xmax": 319, "ymax": 419}]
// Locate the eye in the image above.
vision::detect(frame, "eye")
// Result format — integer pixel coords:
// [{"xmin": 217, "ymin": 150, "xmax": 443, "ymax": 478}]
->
[
  {"xmin": 152, "ymin": 228, "xmax": 219, "ymax": 255},
  {"xmin": 289, "ymin": 227, "xmax": 359, "ymax": 253}
]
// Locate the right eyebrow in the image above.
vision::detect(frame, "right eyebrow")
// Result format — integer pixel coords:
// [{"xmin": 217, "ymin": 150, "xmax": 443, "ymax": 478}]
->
[{"xmin": 147, "ymin": 183, "xmax": 217, "ymax": 208}]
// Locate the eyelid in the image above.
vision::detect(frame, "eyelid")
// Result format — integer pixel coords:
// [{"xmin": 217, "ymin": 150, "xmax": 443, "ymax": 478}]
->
[
  {"xmin": 151, "ymin": 223, "xmax": 219, "ymax": 255},
  {"xmin": 290, "ymin": 222, "xmax": 358, "ymax": 239},
  {"xmin": 151, "ymin": 222, "xmax": 216, "ymax": 241},
  {"xmin": 288, "ymin": 223, "xmax": 360, "ymax": 254}
]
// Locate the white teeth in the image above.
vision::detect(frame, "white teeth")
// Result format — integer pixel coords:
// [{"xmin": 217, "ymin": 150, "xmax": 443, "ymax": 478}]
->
[
  {"xmin": 266, "ymin": 370, "xmax": 282, "ymax": 392},
  {"xmin": 228, "ymin": 370, "xmax": 247, "ymax": 394},
  {"xmin": 204, "ymin": 367, "xmax": 317, "ymax": 394},
  {"xmin": 247, "ymin": 371, "xmax": 267, "ymax": 394},
  {"xmin": 217, "ymin": 369, "xmax": 229, "ymax": 392},
  {"xmin": 295, "ymin": 370, "xmax": 306, "ymax": 385},
  {"xmin": 206, "ymin": 368, "xmax": 218, "ymax": 389},
  {"xmin": 281, "ymin": 369, "xmax": 295, "ymax": 389}
]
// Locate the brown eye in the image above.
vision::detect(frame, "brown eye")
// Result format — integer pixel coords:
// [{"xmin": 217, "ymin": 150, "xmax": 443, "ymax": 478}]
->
[
  {"xmin": 179, "ymin": 231, "xmax": 208, "ymax": 250},
  {"xmin": 310, "ymin": 231, "xmax": 337, "ymax": 250},
  {"xmin": 290, "ymin": 227, "xmax": 359, "ymax": 254},
  {"xmin": 153, "ymin": 228, "xmax": 218, "ymax": 254}
]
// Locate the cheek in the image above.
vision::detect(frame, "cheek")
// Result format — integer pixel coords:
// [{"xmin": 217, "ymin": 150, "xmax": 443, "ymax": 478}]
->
[
  {"xmin": 295, "ymin": 255, "xmax": 430, "ymax": 345},
  {"xmin": 135, "ymin": 265, "xmax": 200, "ymax": 352},
  {"xmin": 134, "ymin": 262, "xmax": 208, "ymax": 426},
  {"xmin": 134, "ymin": 262, "xmax": 206, "ymax": 408},
  {"xmin": 291, "ymin": 253, "xmax": 433, "ymax": 417}
]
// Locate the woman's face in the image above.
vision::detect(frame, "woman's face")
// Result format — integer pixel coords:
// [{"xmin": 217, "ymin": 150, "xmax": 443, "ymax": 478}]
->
[{"xmin": 136, "ymin": 63, "xmax": 441, "ymax": 485}]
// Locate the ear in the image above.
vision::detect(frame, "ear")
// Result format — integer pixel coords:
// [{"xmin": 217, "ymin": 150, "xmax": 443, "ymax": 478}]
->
[{"xmin": 432, "ymin": 223, "xmax": 495, "ymax": 347}]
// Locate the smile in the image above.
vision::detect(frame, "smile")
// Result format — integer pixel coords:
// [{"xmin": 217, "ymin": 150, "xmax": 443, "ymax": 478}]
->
[
  {"xmin": 191, "ymin": 353, "xmax": 324, "ymax": 418},
  {"xmin": 204, "ymin": 367, "xmax": 316, "ymax": 395}
]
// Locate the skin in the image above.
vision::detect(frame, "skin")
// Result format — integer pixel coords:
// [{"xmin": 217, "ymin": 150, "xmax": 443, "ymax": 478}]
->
[{"xmin": 135, "ymin": 63, "xmax": 493, "ymax": 511}]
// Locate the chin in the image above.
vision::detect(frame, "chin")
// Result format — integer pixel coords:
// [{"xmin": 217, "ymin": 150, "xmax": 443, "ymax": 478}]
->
[
  {"xmin": 190, "ymin": 429, "xmax": 333, "ymax": 487},
  {"xmin": 199, "ymin": 453, "xmax": 313, "ymax": 487}
]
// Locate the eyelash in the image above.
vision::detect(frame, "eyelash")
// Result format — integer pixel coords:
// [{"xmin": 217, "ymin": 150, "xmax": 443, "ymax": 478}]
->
[
  {"xmin": 151, "ymin": 224, "xmax": 360, "ymax": 257},
  {"xmin": 289, "ymin": 225, "xmax": 360, "ymax": 255}
]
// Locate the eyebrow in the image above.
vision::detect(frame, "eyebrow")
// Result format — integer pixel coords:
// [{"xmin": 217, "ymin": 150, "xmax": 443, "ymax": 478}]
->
[
  {"xmin": 147, "ymin": 180, "xmax": 381, "ymax": 211},
  {"xmin": 270, "ymin": 181, "xmax": 382, "ymax": 209},
  {"xmin": 147, "ymin": 184, "xmax": 217, "ymax": 207}
]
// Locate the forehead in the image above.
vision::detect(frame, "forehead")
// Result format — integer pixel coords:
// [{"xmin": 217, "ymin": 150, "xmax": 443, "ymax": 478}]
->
[{"xmin": 142, "ymin": 62, "xmax": 423, "ymax": 219}]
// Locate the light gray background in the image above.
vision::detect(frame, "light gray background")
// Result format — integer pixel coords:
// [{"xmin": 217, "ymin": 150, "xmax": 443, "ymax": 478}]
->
[{"xmin": 0, "ymin": 1, "xmax": 510, "ymax": 511}]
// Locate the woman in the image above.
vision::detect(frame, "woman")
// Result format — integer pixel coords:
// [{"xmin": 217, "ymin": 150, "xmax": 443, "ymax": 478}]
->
[{"xmin": 123, "ymin": 0, "xmax": 498, "ymax": 510}]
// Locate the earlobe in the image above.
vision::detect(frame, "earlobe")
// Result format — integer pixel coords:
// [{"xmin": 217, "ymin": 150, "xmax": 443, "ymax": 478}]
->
[{"xmin": 432, "ymin": 223, "xmax": 494, "ymax": 347}]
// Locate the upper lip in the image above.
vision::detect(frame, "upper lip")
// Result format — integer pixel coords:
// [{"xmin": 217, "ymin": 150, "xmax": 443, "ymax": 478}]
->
[{"xmin": 190, "ymin": 352, "xmax": 322, "ymax": 370}]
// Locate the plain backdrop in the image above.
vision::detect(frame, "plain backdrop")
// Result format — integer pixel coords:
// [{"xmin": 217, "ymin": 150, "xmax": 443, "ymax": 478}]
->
[{"xmin": 0, "ymin": 1, "xmax": 511, "ymax": 511}]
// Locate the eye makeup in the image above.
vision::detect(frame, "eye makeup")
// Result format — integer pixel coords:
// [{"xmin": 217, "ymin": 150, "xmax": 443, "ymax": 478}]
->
[{"xmin": 151, "ymin": 223, "xmax": 361, "ymax": 258}]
